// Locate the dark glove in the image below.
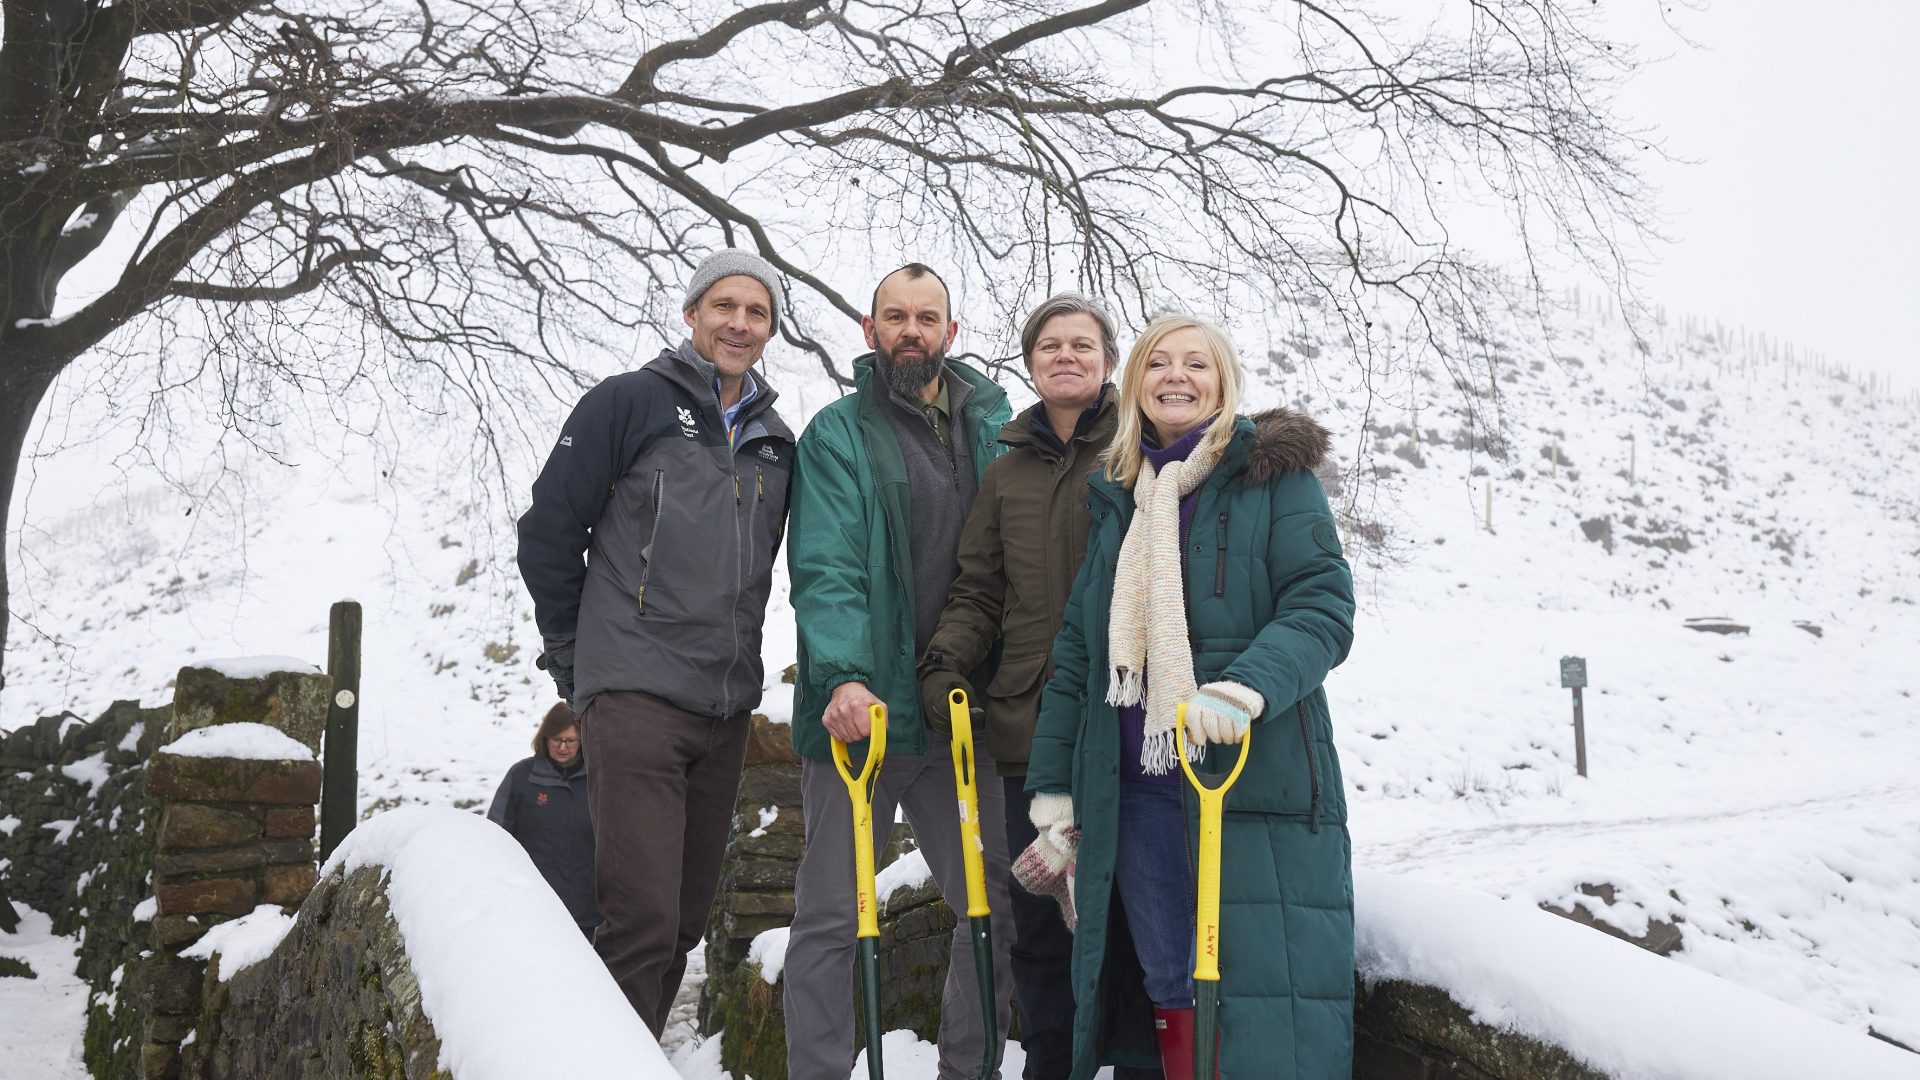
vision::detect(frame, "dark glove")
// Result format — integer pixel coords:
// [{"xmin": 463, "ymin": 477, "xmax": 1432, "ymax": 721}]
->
[
  {"xmin": 917, "ymin": 655, "xmax": 975, "ymax": 741},
  {"xmin": 536, "ymin": 647, "xmax": 576, "ymax": 705}
]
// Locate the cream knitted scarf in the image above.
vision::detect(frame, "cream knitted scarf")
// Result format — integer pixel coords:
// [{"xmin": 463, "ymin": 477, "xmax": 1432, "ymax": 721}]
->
[{"xmin": 1108, "ymin": 443, "xmax": 1222, "ymax": 774}]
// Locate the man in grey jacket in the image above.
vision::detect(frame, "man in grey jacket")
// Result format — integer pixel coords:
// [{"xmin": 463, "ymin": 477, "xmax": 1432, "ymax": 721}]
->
[{"xmin": 517, "ymin": 248, "xmax": 795, "ymax": 1035}]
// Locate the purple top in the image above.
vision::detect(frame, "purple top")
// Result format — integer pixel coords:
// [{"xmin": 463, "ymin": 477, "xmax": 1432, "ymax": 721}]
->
[{"xmin": 1119, "ymin": 421, "xmax": 1213, "ymax": 784}]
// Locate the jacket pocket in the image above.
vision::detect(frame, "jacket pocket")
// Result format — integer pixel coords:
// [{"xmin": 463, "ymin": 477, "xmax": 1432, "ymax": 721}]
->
[
  {"xmin": 636, "ymin": 467, "xmax": 666, "ymax": 612},
  {"xmin": 1297, "ymin": 701, "xmax": 1322, "ymax": 833},
  {"xmin": 984, "ymin": 651, "xmax": 1051, "ymax": 765},
  {"xmin": 1213, "ymin": 512, "xmax": 1230, "ymax": 597},
  {"xmin": 1194, "ymin": 684, "xmax": 1332, "ymax": 822}
]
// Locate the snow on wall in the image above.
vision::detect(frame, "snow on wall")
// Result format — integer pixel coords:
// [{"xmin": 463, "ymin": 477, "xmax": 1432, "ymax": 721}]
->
[
  {"xmin": 180, "ymin": 904, "xmax": 296, "ymax": 981},
  {"xmin": 160, "ymin": 722, "xmax": 313, "ymax": 761},
  {"xmin": 322, "ymin": 807, "xmax": 675, "ymax": 1079},
  {"xmin": 197, "ymin": 656, "xmax": 321, "ymax": 678},
  {"xmin": 1356, "ymin": 869, "xmax": 1920, "ymax": 1079}
]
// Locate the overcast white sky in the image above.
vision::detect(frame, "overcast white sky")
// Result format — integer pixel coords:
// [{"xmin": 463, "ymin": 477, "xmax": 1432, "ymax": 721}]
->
[{"xmin": 1607, "ymin": 2, "xmax": 1920, "ymax": 390}]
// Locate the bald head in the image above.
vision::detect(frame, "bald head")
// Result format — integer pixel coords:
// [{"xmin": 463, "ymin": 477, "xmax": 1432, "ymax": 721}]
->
[{"xmin": 869, "ymin": 262, "xmax": 951, "ymax": 323}]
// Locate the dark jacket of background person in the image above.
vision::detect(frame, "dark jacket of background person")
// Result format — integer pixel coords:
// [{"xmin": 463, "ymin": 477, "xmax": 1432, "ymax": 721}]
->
[
  {"xmin": 1026, "ymin": 409, "xmax": 1357, "ymax": 1080},
  {"xmin": 923, "ymin": 389, "xmax": 1118, "ymax": 774},
  {"xmin": 488, "ymin": 754, "xmax": 598, "ymax": 928},
  {"xmin": 516, "ymin": 344, "xmax": 795, "ymax": 714},
  {"xmin": 787, "ymin": 352, "xmax": 1010, "ymax": 760}
]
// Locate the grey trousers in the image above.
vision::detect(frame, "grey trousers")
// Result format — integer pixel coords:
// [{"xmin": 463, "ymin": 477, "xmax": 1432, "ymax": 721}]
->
[{"xmin": 784, "ymin": 743, "xmax": 1016, "ymax": 1080}]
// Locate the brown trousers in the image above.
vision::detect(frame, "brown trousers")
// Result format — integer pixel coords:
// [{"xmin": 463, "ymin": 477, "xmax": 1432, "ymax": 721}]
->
[{"xmin": 581, "ymin": 689, "xmax": 750, "ymax": 1036}]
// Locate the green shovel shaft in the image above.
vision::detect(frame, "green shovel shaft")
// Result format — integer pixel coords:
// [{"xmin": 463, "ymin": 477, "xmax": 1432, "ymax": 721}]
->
[
  {"xmin": 858, "ymin": 937, "xmax": 885, "ymax": 1079},
  {"xmin": 970, "ymin": 915, "xmax": 996, "ymax": 1080},
  {"xmin": 1194, "ymin": 982, "xmax": 1220, "ymax": 1079}
]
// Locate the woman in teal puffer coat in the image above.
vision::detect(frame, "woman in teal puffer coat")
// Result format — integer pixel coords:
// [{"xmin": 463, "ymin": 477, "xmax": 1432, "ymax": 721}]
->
[{"xmin": 1023, "ymin": 313, "xmax": 1356, "ymax": 1079}]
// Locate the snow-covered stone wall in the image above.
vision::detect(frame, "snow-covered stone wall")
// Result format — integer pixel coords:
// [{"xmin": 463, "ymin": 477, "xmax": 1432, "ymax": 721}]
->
[
  {"xmin": 182, "ymin": 861, "xmax": 444, "ymax": 1079},
  {"xmin": 179, "ymin": 806, "xmax": 666, "ymax": 1079},
  {"xmin": 0, "ymin": 663, "xmax": 332, "ymax": 1079},
  {"xmin": 0, "ymin": 699, "xmax": 164, "ymax": 1078}
]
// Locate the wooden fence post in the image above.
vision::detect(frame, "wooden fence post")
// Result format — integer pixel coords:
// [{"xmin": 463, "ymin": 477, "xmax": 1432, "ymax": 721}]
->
[{"xmin": 320, "ymin": 601, "xmax": 362, "ymax": 862}]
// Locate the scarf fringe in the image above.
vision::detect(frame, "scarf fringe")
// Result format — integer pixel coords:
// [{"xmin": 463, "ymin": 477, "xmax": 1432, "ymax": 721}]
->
[
  {"xmin": 1107, "ymin": 666, "xmax": 1144, "ymax": 707},
  {"xmin": 1138, "ymin": 728, "xmax": 1206, "ymax": 776}
]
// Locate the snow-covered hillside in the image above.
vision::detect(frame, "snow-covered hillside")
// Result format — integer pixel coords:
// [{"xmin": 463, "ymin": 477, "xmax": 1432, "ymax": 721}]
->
[{"xmin": 5, "ymin": 288, "xmax": 1918, "ymax": 1068}]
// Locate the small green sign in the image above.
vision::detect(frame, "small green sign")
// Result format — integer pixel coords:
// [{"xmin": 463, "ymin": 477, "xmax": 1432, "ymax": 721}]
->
[{"xmin": 1560, "ymin": 656, "xmax": 1588, "ymax": 689}]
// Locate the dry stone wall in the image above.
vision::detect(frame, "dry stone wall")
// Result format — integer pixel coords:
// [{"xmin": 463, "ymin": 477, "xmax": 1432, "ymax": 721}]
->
[
  {"xmin": 1355, "ymin": 979, "xmax": 1608, "ymax": 1080},
  {"xmin": 180, "ymin": 863, "xmax": 447, "ymax": 1080},
  {"xmin": 0, "ymin": 700, "xmax": 164, "ymax": 1078}
]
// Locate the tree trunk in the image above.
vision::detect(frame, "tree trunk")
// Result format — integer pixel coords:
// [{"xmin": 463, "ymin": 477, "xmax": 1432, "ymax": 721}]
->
[{"xmin": 0, "ymin": 355, "xmax": 60, "ymax": 696}]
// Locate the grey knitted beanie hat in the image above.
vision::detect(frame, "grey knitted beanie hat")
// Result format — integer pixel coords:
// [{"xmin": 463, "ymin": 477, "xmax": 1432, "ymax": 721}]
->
[{"xmin": 683, "ymin": 248, "xmax": 785, "ymax": 334}]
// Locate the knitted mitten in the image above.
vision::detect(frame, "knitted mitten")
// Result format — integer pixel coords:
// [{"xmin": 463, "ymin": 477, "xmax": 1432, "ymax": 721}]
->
[
  {"xmin": 1186, "ymin": 681, "xmax": 1265, "ymax": 745},
  {"xmin": 1029, "ymin": 792, "xmax": 1076, "ymax": 854},
  {"xmin": 1012, "ymin": 834, "xmax": 1078, "ymax": 931}
]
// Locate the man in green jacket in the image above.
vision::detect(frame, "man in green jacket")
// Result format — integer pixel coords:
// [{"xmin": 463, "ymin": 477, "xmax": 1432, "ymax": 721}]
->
[{"xmin": 785, "ymin": 263, "xmax": 1017, "ymax": 1079}]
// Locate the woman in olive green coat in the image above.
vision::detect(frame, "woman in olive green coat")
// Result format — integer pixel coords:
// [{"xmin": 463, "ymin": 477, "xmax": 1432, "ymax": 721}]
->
[{"xmin": 1024, "ymin": 313, "xmax": 1356, "ymax": 1079}]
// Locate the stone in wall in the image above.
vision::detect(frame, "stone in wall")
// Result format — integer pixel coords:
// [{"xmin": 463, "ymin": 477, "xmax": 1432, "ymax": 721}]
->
[
  {"xmin": 1540, "ymin": 882, "xmax": 1684, "ymax": 957},
  {"xmin": 180, "ymin": 863, "xmax": 448, "ymax": 1080},
  {"xmin": 1354, "ymin": 979, "xmax": 1607, "ymax": 1080},
  {"xmin": 170, "ymin": 665, "xmax": 330, "ymax": 754}
]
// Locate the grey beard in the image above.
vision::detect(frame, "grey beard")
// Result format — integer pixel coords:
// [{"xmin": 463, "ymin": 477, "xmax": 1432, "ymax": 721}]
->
[{"xmin": 879, "ymin": 345, "xmax": 946, "ymax": 402}]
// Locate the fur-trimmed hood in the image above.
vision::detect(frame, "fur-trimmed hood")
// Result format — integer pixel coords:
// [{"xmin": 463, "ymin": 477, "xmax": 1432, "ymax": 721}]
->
[{"xmin": 1240, "ymin": 406, "xmax": 1333, "ymax": 485}]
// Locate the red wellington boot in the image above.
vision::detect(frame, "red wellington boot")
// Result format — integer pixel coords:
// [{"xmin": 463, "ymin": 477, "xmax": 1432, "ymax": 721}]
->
[
  {"xmin": 1154, "ymin": 1007, "xmax": 1196, "ymax": 1080},
  {"xmin": 1153, "ymin": 1006, "xmax": 1220, "ymax": 1080}
]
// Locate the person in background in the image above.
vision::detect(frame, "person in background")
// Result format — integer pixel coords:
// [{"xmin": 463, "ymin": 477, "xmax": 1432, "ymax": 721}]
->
[
  {"xmin": 1024, "ymin": 313, "xmax": 1357, "ymax": 1079},
  {"xmin": 920, "ymin": 292, "xmax": 1161, "ymax": 1080},
  {"xmin": 488, "ymin": 702, "xmax": 598, "ymax": 937}
]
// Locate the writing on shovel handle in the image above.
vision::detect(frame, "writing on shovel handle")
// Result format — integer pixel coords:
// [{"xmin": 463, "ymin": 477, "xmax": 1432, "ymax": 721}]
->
[
  {"xmin": 1176, "ymin": 702, "xmax": 1251, "ymax": 983},
  {"xmin": 833, "ymin": 703, "xmax": 889, "ymax": 939}
]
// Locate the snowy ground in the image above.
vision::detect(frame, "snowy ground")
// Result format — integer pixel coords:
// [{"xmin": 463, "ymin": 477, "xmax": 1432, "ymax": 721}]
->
[
  {"xmin": 4, "ymin": 290, "xmax": 1917, "ymax": 1075},
  {"xmin": 0, "ymin": 905, "xmax": 91, "ymax": 1077}
]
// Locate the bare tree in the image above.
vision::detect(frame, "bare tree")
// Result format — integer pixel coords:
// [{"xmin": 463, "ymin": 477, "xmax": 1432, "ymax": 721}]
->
[{"xmin": 0, "ymin": 0, "xmax": 1652, "ymax": 688}]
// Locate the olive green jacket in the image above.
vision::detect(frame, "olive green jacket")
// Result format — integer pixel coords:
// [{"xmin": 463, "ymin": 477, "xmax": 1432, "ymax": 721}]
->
[{"xmin": 924, "ymin": 390, "xmax": 1118, "ymax": 775}]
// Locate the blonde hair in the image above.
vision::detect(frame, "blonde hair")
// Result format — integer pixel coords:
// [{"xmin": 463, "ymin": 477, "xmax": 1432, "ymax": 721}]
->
[{"xmin": 1104, "ymin": 313, "xmax": 1245, "ymax": 487}]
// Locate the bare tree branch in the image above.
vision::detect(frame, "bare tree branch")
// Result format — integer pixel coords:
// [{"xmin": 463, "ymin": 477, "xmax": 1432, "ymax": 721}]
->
[{"xmin": 0, "ymin": 0, "xmax": 1661, "ymax": 689}]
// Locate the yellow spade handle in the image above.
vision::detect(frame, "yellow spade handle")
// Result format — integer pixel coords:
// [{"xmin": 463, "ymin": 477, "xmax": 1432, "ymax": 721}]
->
[
  {"xmin": 1176, "ymin": 702, "xmax": 1251, "ymax": 984},
  {"xmin": 947, "ymin": 688, "xmax": 991, "ymax": 918},
  {"xmin": 832, "ymin": 703, "xmax": 889, "ymax": 939}
]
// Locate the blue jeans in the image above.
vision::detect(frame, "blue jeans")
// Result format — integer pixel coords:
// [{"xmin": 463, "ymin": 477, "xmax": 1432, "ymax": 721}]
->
[{"xmin": 1112, "ymin": 781, "xmax": 1194, "ymax": 1009}]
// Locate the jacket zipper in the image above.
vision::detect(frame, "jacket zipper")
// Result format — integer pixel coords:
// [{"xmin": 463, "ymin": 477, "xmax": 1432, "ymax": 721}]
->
[
  {"xmin": 857, "ymin": 423, "xmax": 915, "ymax": 735},
  {"xmin": 719, "ymin": 456, "xmax": 774, "ymax": 717},
  {"xmin": 1213, "ymin": 512, "xmax": 1229, "ymax": 597},
  {"xmin": 719, "ymin": 458, "xmax": 754, "ymax": 715},
  {"xmin": 637, "ymin": 468, "xmax": 666, "ymax": 612},
  {"xmin": 1297, "ymin": 702, "xmax": 1322, "ymax": 833},
  {"xmin": 924, "ymin": 410, "xmax": 962, "ymax": 491}
]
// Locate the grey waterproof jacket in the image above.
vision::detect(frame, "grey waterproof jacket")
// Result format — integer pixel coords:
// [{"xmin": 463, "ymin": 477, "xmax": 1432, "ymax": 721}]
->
[{"xmin": 517, "ymin": 344, "xmax": 795, "ymax": 714}]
